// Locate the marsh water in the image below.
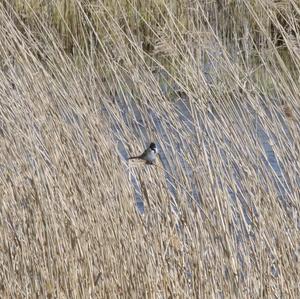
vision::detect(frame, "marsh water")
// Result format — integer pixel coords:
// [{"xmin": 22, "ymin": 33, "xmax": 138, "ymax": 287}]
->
[{"xmin": 114, "ymin": 84, "xmax": 298, "ymax": 215}]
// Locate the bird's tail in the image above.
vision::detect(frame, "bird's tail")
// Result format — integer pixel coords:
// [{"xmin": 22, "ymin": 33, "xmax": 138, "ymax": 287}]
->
[{"xmin": 128, "ymin": 156, "xmax": 140, "ymax": 160}]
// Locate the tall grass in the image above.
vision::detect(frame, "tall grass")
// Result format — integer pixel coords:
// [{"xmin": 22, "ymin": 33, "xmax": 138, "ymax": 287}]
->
[{"xmin": 0, "ymin": 0, "xmax": 299, "ymax": 298}]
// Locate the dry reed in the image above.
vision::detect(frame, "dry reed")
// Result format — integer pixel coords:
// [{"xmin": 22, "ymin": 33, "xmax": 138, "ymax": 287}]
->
[{"xmin": 0, "ymin": 0, "xmax": 299, "ymax": 298}]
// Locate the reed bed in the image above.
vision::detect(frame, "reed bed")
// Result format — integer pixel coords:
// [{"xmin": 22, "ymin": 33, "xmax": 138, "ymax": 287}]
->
[{"xmin": 0, "ymin": 0, "xmax": 299, "ymax": 298}]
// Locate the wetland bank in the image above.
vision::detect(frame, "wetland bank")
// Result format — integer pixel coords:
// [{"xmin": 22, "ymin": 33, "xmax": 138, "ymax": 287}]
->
[{"xmin": 1, "ymin": 1, "xmax": 299, "ymax": 298}]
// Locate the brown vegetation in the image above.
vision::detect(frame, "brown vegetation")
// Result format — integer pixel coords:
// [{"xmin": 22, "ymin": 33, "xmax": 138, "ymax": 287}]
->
[{"xmin": 0, "ymin": 1, "xmax": 299, "ymax": 298}]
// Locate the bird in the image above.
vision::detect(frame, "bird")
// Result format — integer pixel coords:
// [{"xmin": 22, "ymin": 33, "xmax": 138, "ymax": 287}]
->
[{"xmin": 128, "ymin": 142, "xmax": 158, "ymax": 164}]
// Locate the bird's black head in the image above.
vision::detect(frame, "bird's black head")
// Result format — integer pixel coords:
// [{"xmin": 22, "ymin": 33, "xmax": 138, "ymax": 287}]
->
[{"xmin": 149, "ymin": 143, "xmax": 156, "ymax": 150}]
